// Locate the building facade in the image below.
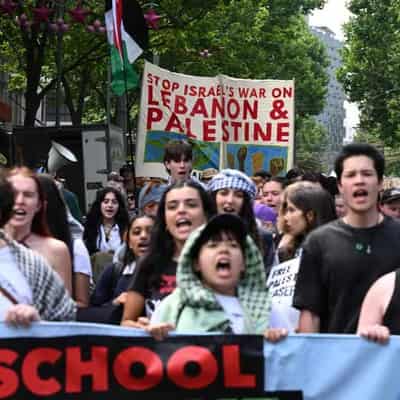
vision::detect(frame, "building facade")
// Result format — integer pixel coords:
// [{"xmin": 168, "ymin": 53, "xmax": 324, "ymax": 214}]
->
[{"xmin": 311, "ymin": 26, "xmax": 346, "ymax": 168}]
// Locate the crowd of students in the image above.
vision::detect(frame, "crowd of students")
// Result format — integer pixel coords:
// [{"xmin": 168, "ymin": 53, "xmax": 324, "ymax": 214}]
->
[{"xmin": 1, "ymin": 139, "xmax": 400, "ymax": 346}]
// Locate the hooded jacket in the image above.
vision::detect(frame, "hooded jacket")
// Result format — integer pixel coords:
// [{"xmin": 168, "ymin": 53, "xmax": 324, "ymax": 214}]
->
[{"xmin": 154, "ymin": 224, "xmax": 271, "ymax": 333}]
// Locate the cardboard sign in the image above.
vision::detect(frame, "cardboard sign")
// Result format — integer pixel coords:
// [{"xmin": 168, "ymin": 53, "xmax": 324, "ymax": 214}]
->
[
  {"xmin": 267, "ymin": 257, "xmax": 300, "ymax": 305},
  {"xmin": 136, "ymin": 62, "xmax": 294, "ymax": 178}
]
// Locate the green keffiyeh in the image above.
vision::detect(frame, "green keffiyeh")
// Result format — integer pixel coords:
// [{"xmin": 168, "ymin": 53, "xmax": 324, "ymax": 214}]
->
[{"xmin": 171, "ymin": 224, "xmax": 271, "ymax": 331}]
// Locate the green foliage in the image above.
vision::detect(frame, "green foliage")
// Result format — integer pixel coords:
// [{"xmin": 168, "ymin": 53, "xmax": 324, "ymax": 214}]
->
[
  {"xmin": 295, "ymin": 116, "xmax": 328, "ymax": 171},
  {"xmin": 0, "ymin": 0, "xmax": 328, "ymax": 132},
  {"xmin": 338, "ymin": 0, "xmax": 400, "ymax": 145},
  {"xmin": 353, "ymin": 129, "xmax": 400, "ymax": 176},
  {"xmin": 0, "ymin": 0, "xmax": 106, "ymax": 125},
  {"xmin": 149, "ymin": 0, "xmax": 329, "ymax": 143}
]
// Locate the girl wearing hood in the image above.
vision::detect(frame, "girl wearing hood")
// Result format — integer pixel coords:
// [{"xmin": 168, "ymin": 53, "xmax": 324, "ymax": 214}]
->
[{"xmin": 147, "ymin": 213, "xmax": 287, "ymax": 342}]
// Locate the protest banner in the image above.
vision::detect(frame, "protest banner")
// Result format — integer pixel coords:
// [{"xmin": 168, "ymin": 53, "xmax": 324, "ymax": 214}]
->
[
  {"xmin": 136, "ymin": 62, "xmax": 294, "ymax": 178},
  {"xmin": 0, "ymin": 323, "xmax": 300, "ymax": 400},
  {"xmin": 1, "ymin": 323, "xmax": 400, "ymax": 399}
]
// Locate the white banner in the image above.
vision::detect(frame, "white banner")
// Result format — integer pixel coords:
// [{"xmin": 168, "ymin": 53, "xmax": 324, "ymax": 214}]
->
[{"xmin": 136, "ymin": 62, "xmax": 295, "ymax": 178}]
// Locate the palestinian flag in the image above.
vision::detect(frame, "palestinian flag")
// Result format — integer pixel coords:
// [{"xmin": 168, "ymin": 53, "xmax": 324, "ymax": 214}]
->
[{"xmin": 105, "ymin": 0, "xmax": 148, "ymax": 96}]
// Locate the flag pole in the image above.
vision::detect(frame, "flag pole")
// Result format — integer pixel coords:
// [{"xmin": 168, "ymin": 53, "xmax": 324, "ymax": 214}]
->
[
  {"xmin": 105, "ymin": 65, "xmax": 112, "ymax": 172},
  {"xmin": 121, "ymin": 52, "xmax": 138, "ymax": 206},
  {"xmin": 106, "ymin": 0, "xmax": 148, "ymax": 206}
]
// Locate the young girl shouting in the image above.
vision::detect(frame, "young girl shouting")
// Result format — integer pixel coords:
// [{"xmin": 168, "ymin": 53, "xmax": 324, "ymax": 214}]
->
[{"xmin": 147, "ymin": 213, "xmax": 287, "ymax": 342}]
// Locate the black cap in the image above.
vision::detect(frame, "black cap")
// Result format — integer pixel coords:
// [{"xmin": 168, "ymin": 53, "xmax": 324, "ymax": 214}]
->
[
  {"xmin": 190, "ymin": 214, "xmax": 248, "ymax": 258},
  {"xmin": 381, "ymin": 188, "xmax": 400, "ymax": 204}
]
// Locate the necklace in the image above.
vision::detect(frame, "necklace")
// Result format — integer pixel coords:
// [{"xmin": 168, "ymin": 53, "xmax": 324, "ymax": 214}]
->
[
  {"xmin": 103, "ymin": 224, "xmax": 114, "ymax": 242},
  {"xmin": 350, "ymin": 213, "xmax": 382, "ymax": 256}
]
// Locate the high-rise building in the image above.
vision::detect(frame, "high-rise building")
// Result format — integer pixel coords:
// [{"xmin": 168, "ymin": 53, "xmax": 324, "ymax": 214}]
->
[{"xmin": 311, "ymin": 26, "xmax": 346, "ymax": 168}]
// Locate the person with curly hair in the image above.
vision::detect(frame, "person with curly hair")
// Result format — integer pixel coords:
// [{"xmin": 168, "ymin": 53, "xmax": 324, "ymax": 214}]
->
[
  {"xmin": 121, "ymin": 180, "xmax": 215, "ymax": 327},
  {"xmin": 84, "ymin": 187, "xmax": 129, "ymax": 256},
  {"xmin": 83, "ymin": 187, "xmax": 129, "ymax": 281}
]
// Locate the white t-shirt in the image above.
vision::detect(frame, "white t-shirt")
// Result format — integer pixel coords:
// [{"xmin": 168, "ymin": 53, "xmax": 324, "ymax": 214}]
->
[
  {"xmin": 73, "ymin": 239, "xmax": 92, "ymax": 277},
  {"xmin": 96, "ymin": 224, "xmax": 122, "ymax": 253},
  {"xmin": 151, "ymin": 293, "xmax": 245, "ymax": 333},
  {"xmin": 215, "ymin": 294, "xmax": 245, "ymax": 334},
  {"xmin": 269, "ymin": 303, "xmax": 299, "ymax": 331},
  {"xmin": 0, "ymin": 247, "xmax": 33, "ymax": 320}
]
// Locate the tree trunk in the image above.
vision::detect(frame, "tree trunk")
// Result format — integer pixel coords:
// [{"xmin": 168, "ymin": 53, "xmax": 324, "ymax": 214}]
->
[{"xmin": 23, "ymin": 30, "xmax": 48, "ymax": 126}]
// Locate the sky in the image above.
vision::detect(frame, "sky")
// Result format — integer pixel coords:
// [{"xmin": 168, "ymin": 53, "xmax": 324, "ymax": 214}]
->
[
  {"xmin": 309, "ymin": 0, "xmax": 359, "ymax": 139},
  {"xmin": 309, "ymin": 0, "xmax": 351, "ymax": 40}
]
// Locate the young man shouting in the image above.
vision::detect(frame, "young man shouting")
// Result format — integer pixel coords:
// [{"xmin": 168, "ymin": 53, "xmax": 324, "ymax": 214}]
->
[{"xmin": 293, "ymin": 143, "xmax": 400, "ymax": 334}]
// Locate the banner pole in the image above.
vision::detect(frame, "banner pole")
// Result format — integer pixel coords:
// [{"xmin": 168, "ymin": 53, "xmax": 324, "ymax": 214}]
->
[
  {"xmin": 292, "ymin": 77, "xmax": 296, "ymax": 169},
  {"xmin": 121, "ymin": 53, "xmax": 137, "ymax": 205}
]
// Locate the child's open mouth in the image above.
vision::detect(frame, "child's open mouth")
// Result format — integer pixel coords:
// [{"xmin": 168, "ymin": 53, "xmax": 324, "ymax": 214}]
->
[{"xmin": 216, "ymin": 260, "xmax": 232, "ymax": 277}]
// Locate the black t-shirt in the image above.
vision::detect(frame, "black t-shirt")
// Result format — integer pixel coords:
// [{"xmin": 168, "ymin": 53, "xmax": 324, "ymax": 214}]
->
[
  {"xmin": 129, "ymin": 259, "xmax": 177, "ymax": 316},
  {"xmin": 293, "ymin": 217, "xmax": 400, "ymax": 333}
]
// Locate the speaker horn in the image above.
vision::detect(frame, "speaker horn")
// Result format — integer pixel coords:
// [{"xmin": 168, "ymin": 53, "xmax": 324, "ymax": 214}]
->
[{"xmin": 47, "ymin": 141, "xmax": 78, "ymax": 174}]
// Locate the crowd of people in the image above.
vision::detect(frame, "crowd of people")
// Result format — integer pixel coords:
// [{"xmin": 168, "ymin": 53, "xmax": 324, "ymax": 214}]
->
[{"xmin": 0, "ymin": 139, "xmax": 399, "ymax": 345}]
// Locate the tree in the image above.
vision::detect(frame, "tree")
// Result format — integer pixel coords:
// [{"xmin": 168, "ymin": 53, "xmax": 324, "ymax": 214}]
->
[
  {"xmin": 0, "ymin": 0, "xmax": 329, "ymax": 133},
  {"xmin": 338, "ymin": 0, "xmax": 400, "ymax": 146},
  {"xmin": 148, "ymin": 0, "xmax": 329, "ymax": 146},
  {"xmin": 353, "ymin": 129, "xmax": 400, "ymax": 176},
  {"xmin": 0, "ymin": 0, "xmax": 107, "ymax": 126},
  {"xmin": 60, "ymin": 20, "xmax": 109, "ymax": 126},
  {"xmin": 92, "ymin": 0, "xmax": 330, "ymax": 134},
  {"xmin": 0, "ymin": 0, "xmax": 231, "ymax": 126},
  {"xmin": 295, "ymin": 116, "xmax": 328, "ymax": 171}
]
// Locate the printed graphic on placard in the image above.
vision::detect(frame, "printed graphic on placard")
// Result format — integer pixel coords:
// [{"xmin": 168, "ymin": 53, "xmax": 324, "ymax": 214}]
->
[
  {"xmin": 144, "ymin": 131, "xmax": 220, "ymax": 170},
  {"xmin": 225, "ymin": 144, "xmax": 288, "ymax": 175}
]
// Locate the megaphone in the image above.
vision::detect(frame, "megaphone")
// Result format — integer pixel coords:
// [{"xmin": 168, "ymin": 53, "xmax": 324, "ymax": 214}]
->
[{"xmin": 47, "ymin": 141, "xmax": 78, "ymax": 174}]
